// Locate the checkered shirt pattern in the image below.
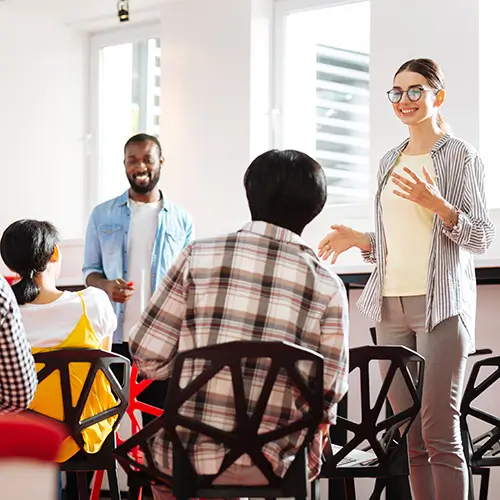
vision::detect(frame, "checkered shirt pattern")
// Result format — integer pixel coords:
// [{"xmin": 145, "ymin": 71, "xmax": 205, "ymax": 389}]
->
[
  {"xmin": 130, "ymin": 221, "xmax": 349, "ymax": 479},
  {"xmin": 0, "ymin": 276, "xmax": 37, "ymax": 413}
]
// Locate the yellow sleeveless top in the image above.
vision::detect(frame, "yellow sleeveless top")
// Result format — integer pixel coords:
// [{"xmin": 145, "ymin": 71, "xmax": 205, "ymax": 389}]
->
[{"xmin": 30, "ymin": 292, "xmax": 118, "ymax": 462}]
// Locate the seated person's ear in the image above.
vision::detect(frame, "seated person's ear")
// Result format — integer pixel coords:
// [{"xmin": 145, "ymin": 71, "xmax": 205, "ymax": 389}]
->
[{"xmin": 50, "ymin": 245, "xmax": 60, "ymax": 263}]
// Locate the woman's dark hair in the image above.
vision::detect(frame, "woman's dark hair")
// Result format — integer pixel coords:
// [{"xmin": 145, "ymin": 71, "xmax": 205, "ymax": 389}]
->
[
  {"xmin": 244, "ymin": 149, "xmax": 327, "ymax": 235},
  {"xmin": 0, "ymin": 220, "xmax": 60, "ymax": 305},
  {"xmin": 395, "ymin": 58, "xmax": 449, "ymax": 132}
]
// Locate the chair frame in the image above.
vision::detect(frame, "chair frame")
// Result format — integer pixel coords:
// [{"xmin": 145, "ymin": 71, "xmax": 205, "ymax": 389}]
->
[
  {"xmin": 114, "ymin": 340, "xmax": 325, "ymax": 500},
  {"xmin": 461, "ymin": 355, "xmax": 500, "ymax": 500},
  {"xmin": 32, "ymin": 348, "xmax": 130, "ymax": 500},
  {"xmin": 312, "ymin": 345, "xmax": 425, "ymax": 500}
]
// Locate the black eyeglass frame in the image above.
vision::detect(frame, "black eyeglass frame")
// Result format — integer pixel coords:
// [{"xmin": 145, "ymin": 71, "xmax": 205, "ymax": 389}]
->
[{"xmin": 386, "ymin": 85, "xmax": 439, "ymax": 103}]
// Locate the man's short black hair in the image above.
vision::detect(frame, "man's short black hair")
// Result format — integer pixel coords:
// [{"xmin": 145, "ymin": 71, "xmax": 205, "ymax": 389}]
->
[
  {"xmin": 244, "ymin": 149, "xmax": 327, "ymax": 235},
  {"xmin": 124, "ymin": 133, "xmax": 162, "ymax": 157}
]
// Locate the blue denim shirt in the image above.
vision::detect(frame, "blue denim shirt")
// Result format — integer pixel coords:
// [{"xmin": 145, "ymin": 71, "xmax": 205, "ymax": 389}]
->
[{"xmin": 82, "ymin": 190, "xmax": 194, "ymax": 343}]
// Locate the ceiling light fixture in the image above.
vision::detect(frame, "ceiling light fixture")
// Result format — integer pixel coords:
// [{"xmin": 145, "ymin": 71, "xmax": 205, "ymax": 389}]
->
[{"xmin": 117, "ymin": 0, "xmax": 130, "ymax": 22}]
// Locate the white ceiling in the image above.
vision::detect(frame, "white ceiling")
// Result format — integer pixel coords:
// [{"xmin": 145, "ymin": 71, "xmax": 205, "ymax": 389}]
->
[{"xmin": 4, "ymin": 0, "xmax": 165, "ymax": 30}]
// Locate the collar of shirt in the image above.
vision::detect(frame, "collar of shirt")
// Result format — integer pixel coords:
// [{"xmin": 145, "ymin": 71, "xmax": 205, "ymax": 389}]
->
[
  {"xmin": 116, "ymin": 189, "xmax": 170, "ymax": 212},
  {"xmin": 239, "ymin": 221, "xmax": 312, "ymax": 249},
  {"xmin": 380, "ymin": 133, "xmax": 452, "ymax": 181},
  {"xmin": 393, "ymin": 132, "xmax": 451, "ymax": 157}
]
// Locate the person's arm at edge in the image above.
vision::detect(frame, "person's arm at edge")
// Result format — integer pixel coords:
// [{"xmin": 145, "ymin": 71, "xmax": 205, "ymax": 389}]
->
[
  {"xmin": 319, "ymin": 276, "xmax": 349, "ymax": 423},
  {"xmin": 359, "ymin": 159, "xmax": 386, "ymax": 264},
  {"xmin": 82, "ymin": 210, "xmax": 134, "ymax": 302},
  {"xmin": 82, "ymin": 209, "xmax": 107, "ymax": 289},
  {"xmin": 183, "ymin": 211, "xmax": 195, "ymax": 247},
  {"xmin": 0, "ymin": 279, "xmax": 37, "ymax": 413},
  {"xmin": 85, "ymin": 287, "xmax": 118, "ymax": 352},
  {"xmin": 128, "ymin": 246, "xmax": 191, "ymax": 380},
  {"xmin": 439, "ymin": 154, "xmax": 495, "ymax": 254}
]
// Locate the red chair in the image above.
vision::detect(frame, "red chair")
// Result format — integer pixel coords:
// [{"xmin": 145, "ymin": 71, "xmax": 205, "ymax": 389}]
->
[
  {"xmin": 90, "ymin": 364, "xmax": 163, "ymax": 500},
  {"xmin": 3, "ymin": 275, "xmax": 19, "ymax": 286},
  {"xmin": 0, "ymin": 413, "xmax": 67, "ymax": 500}
]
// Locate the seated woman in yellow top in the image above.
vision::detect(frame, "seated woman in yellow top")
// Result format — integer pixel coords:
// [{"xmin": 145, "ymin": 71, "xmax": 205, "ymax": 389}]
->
[{"xmin": 0, "ymin": 219, "xmax": 117, "ymax": 463}]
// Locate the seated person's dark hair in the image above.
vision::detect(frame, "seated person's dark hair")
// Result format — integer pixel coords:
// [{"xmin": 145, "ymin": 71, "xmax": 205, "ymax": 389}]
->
[
  {"xmin": 244, "ymin": 149, "xmax": 327, "ymax": 235},
  {"xmin": 0, "ymin": 220, "xmax": 59, "ymax": 305}
]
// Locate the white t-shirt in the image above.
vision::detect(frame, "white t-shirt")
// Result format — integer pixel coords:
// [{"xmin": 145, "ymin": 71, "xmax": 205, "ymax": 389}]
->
[
  {"xmin": 122, "ymin": 199, "xmax": 162, "ymax": 341},
  {"xmin": 20, "ymin": 287, "xmax": 117, "ymax": 348}
]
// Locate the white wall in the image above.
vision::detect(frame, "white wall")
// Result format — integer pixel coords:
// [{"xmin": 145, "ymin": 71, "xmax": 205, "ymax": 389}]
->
[
  {"xmin": 0, "ymin": 6, "xmax": 88, "ymax": 238},
  {"xmin": 0, "ymin": 4, "xmax": 88, "ymax": 274},
  {"xmin": 159, "ymin": 0, "xmax": 273, "ymax": 240}
]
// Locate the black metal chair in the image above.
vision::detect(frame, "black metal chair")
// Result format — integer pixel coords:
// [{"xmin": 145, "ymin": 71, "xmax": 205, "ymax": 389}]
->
[
  {"xmin": 312, "ymin": 345, "xmax": 425, "ymax": 500},
  {"xmin": 114, "ymin": 340, "xmax": 325, "ymax": 500},
  {"xmin": 368, "ymin": 327, "xmax": 414, "ymax": 500},
  {"xmin": 32, "ymin": 349, "xmax": 130, "ymax": 500},
  {"xmin": 461, "ymin": 354, "xmax": 500, "ymax": 500}
]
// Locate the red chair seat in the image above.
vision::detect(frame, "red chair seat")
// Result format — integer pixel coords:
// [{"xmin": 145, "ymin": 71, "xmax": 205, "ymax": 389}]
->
[{"xmin": 0, "ymin": 413, "xmax": 67, "ymax": 462}]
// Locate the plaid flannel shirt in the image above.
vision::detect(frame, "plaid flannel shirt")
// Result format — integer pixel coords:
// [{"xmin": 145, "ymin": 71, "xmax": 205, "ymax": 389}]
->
[
  {"xmin": 0, "ymin": 276, "xmax": 37, "ymax": 413},
  {"xmin": 130, "ymin": 221, "xmax": 349, "ymax": 479}
]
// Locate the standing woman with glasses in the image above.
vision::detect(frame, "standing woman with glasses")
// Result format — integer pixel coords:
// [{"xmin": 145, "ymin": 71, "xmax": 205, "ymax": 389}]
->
[{"xmin": 317, "ymin": 58, "xmax": 495, "ymax": 500}]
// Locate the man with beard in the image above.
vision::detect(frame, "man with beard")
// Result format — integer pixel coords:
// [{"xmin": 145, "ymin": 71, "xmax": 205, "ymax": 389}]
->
[{"xmin": 82, "ymin": 133, "xmax": 193, "ymax": 419}]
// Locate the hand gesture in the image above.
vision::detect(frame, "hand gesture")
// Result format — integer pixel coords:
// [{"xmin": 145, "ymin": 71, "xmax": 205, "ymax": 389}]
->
[
  {"xmin": 105, "ymin": 278, "xmax": 135, "ymax": 303},
  {"xmin": 391, "ymin": 166, "xmax": 445, "ymax": 213},
  {"xmin": 318, "ymin": 225, "xmax": 359, "ymax": 264}
]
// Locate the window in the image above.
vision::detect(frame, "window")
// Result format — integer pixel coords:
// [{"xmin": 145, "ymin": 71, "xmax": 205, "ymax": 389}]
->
[
  {"xmin": 90, "ymin": 26, "xmax": 161, "ymax": 207},
  {"xmin": 275, "ymin": 1, "xmax": 370, "ymax": 207}
]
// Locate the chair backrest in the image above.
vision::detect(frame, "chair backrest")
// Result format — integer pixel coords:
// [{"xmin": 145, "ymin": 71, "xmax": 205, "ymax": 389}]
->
[
  {"xmin": 32, "ymin": 349, "xmax": 130, "ymax": 449},
  {"xmin": 0, "ymin": 413, "xmax": 67, "ymax": 500},
  {"xmin": 330, "ymin": 345, "xmax": 424, "ymax": 468},
  {"xmin": 115, "ymin": 340, "xmax": 324, "ymax": 491},
  {"xmin": 460, "ymin": 355, "xmax": 500, "ymax": 464}
]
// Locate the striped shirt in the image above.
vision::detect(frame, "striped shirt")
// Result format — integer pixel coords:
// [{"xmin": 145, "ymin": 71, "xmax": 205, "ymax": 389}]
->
[
  {"xmin": 129, "ymin": 221, "xmax": 349, "ymax": 479},
  {"xmin": 0, "ymin": 276, "xmax": 37, "ymax": 413},
  {"xmin": 357, "ymin": 134, "xmax": 495, "ymax": 351}
]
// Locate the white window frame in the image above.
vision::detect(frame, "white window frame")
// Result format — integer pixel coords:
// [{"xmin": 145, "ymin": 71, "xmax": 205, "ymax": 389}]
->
[
  {"xmin": 273, "ymin": 0, "xmax": 371, "ymax": 221},
  {"xmin": 88, "ymin": 23, "xmax": 161, "ymax": 217}
]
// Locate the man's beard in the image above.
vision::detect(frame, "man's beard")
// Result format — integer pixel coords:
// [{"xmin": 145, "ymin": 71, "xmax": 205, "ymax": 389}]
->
[{"xmin": 127, "ymin": 171, "xmax": 160, "ymax": 194}]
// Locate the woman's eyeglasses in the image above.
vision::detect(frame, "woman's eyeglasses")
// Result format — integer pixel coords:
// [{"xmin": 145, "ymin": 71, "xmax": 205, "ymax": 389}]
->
[{"xmin": 386, "ymin": 86, "xmax": 438, "ymax": 103}]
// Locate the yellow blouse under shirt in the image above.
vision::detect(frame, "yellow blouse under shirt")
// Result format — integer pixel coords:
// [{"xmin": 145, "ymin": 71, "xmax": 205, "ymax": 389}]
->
[
  {"xmin": 30, "ymin": 292, "xmax": 117, "ymax": 462},
  {"xmin": 381, "ymin": 153, "xmax": 436, "ymax": 297}
]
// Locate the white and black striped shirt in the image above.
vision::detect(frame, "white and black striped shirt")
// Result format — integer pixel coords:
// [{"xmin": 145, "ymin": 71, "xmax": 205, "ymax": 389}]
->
[
  {"xmin": 0, "ymin": 276, "xmax": 37, "ymax": 413},
  {"xmin": 357, "ymin": 134, "xmax": 495, "ymax": 351}
]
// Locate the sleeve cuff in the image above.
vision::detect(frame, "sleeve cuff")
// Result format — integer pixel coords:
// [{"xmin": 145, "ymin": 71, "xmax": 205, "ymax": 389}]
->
[
  {"xmin": 360, "ymin": 232, "xmax": 377, "ymax": 263},
  {"xmin": 441, "ymin": 210, "xmax": 471, "ymax": 243},
  {"xmin": 82, "ymin": 268, "xmax": 103, "ymax": 283}
]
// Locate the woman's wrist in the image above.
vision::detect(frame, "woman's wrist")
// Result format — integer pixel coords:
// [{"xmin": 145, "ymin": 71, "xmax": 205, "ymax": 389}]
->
[
  {"xmin": 353, "ymin": 231, "xmax": 371, "ymax": 252},
  {"xmin": 436, "ymin": 200, "xmax": 459, "ymax": 228}
]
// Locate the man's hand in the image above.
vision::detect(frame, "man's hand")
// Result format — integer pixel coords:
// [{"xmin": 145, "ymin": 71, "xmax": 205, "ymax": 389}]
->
[{"xmin": 104, "ymin": 278, "xmax": 135, "ymax": 303}]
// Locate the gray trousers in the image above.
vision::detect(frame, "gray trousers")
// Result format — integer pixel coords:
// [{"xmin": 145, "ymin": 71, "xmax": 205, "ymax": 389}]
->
[{"xmin": 377, "ymin": 296, "xmax": 469, "ymax": 500}]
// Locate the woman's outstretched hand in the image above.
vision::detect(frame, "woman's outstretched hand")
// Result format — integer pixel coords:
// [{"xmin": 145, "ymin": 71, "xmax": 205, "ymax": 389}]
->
[{"xmin": 318, "ymin": 224, "xmax": 369, "ymax": 264}]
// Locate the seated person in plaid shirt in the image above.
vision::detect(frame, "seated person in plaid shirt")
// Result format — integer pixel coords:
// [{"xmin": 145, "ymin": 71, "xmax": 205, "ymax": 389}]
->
[
  {"xmin": 129, "ymin": 149, "xmax": 349, "ymax": 499},
  {"xmin": 0, "ymin": 276, "xmax": 37, "ymax": 414}
]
